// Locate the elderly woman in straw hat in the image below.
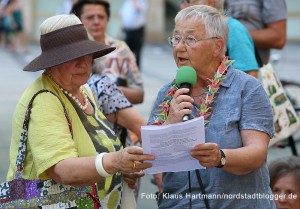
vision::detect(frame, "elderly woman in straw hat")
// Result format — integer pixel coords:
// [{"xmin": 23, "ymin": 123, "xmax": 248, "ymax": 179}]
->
[{"xmin": 6, "ymin": 14, "xmax": 154, "ymax": 208}]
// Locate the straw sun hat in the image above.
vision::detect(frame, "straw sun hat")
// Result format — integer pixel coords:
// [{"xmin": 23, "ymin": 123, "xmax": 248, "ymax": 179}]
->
[{"xmin": 23, "ymin": 24, "xmax": 115, "ymax": 72}]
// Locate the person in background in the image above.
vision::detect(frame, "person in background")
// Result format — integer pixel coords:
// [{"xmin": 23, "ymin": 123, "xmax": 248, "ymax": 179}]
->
[
  {"xmin": 72, "ymin": 0, "xmax": 144, "ymax": 152},
  {"xmin": 269, "ymin": 156, "xmax": 300, "ymax": 209},
  {"xmin": 71, "ymin": 0, "xmax": 144, "ymax": 105},
  {"xmin": 119, "ymin": 0, "xmax": 148, "ymax": 69},
  {"xmin": 148, "ymin": 5, "xmax": 275, "ymax": 208},
  {"xmin": 224, "ymin": 0, "xmax": 287, "ymax": 66},
  {"xmin": 72, "ymin": 0, "xmax": 149, "ymax": 197},
  {"xmin": 180, "ymin": 0, "xmax": 259, "ymax": 77},
  {"xmin": 56, "ymin": 0, "xmax": 78, "ymax": 15},
  {"xmin": 87, "ymin": 73, "xmax": 146, "ymax": 147},
  {"xmin": 5, "ymin": 0, "xmax": 28, "ymax": 53},
  {"xmin": 0, "ymin": 4, "xmax": 5, "ymax": 47},
  {"xmin": 7, "ymin": 14, "xmax": 154, "ymax": 209}
]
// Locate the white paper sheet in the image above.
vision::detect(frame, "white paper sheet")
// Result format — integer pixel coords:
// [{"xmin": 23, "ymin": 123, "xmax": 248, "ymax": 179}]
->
[{"xmin": 142, "ymin": 117, "xmax": 206, "ymax": 174}]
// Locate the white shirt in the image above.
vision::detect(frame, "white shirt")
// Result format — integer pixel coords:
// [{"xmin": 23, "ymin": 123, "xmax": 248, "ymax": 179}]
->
[{"xmin": 119, "ymin": 0, "xmax": 148, "ymax": 30}]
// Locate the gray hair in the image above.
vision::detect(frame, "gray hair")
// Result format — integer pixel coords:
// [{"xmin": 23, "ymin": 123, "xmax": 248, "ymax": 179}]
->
[
  {"xmin": 175, "ymin": 5, "xmax": 228, "ymax": 54},
  {"xmin": 40, "ymin": 14, "xmax": 82, "ymax": 35},
  {"xmin": 269, "ymin": 156, "xmax": 300, "ymax": 190}
]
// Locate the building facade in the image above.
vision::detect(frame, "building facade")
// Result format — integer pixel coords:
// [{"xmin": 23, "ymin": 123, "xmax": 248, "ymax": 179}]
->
[{"xmin": 20, "ymin": 0, "xmax": 300, "ymax": 43}]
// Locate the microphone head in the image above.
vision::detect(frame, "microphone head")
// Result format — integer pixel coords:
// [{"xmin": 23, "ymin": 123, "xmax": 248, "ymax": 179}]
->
[{"xmin": 175, "ymin": 66, "xmax": 197, "ymax": 87}]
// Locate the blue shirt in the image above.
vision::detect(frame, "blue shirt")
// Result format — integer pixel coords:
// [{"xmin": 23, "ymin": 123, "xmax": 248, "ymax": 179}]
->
[
  {"xmin": 148, "ymin": 67, "xmax": 275, "ymax": 209},
  {"xmin": 227, "ymin": 17, "xmax": 259, "ymax": 72}
]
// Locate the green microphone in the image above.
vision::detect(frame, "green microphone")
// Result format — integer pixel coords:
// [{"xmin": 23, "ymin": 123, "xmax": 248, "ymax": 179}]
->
[{"xmin": 175, "ymin": 66, "xmax": 197, "ymax": 121}]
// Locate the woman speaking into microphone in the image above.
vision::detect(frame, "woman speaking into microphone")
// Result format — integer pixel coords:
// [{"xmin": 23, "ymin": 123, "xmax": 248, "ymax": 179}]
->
[{"xmin": 148, "ymin": 5, "xmax": 275, "ymax": 209}]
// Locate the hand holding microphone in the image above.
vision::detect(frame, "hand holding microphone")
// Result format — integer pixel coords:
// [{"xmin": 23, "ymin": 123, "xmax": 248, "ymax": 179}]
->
[{"xmin": 175, "ymin": 66, "xmax": 197, "ymax": 122}]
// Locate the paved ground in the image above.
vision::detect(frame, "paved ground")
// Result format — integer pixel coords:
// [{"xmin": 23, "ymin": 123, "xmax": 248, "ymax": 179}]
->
[{"xmin": 0, "ymin": 42, "xmax": 300, "ymax": 209}]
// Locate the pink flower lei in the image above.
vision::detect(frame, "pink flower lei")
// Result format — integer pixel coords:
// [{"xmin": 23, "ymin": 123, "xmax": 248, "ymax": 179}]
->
[{"xmin": 153, "ymin": 57, "xmax": 234, "ymax": 126}]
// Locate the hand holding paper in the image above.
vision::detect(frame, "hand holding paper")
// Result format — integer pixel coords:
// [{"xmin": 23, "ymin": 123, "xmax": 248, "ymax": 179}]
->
[{"xmin": 141, "ymin": 117, "xmax": 206, "ymax": 174}]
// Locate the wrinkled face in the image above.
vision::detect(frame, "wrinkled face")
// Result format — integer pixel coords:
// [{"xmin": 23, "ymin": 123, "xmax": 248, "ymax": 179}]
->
[
  {"xmin": 51, "ymin": 55, "xmax": 93, "ymax": 89},
  {"xmin": 272, "ymin": 174, "xmax": 300, "ymax": 209},
  {"xmin": 172, "ymin": 17, "xmax": 220, "ymax": 75},
  {"xmin": 80, "ymin": 4, "xmax": 108, "ymax": 42}
]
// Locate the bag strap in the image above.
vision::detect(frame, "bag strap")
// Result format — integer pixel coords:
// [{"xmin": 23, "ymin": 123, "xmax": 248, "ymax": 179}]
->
[
  {"xmin": 195, "ymin": 170, "xmax": 210, "ymax": 209},
  {"xmin": 254, "ymin": 46, "xmax": 263, "ymax": 67},
  {"xmin": 16, "ymin": 89, "xmax": 72, "ymax": 172},
  {"xmin": 14, "ymin": 89, "xmax": 101, "ymax": 208}
]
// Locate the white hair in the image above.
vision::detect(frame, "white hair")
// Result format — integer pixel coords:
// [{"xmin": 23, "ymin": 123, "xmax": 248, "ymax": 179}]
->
[
  {"xmin": 40, "ymin": 14, "xmax": 82, "ymax": 35},
  {"xmin": 175, "ymin": 5, "xmax": 228, "ymax": 54}
]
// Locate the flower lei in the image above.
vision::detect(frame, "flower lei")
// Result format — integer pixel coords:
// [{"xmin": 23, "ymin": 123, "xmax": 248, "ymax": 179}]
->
[{"xmin": 153, "ymin": 57, "xmax": 234, "ymax": 126}]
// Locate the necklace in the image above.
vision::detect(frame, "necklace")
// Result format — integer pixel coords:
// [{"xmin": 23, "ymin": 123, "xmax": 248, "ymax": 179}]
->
[
  {"xmin": 45, "ymin": 73, "xmax": 89, "ymax": 111},
  {"xmin": 59, "ymin": 86, "xmax": 89, "ymax": 111},
  {"xmin": 152, "ymin": 57, "xmax": 234, "ymax": 126}
]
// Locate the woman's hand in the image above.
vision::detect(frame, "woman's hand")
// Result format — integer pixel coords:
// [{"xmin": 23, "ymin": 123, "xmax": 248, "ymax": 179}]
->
[
  {"xmin": 190, "ymin": 130, "xmax": 270, "ymax": 174},
  {"xmin": 165, "ymin": 88, "xmax": 194, "ymax": 125},
  {"xmin": 123, "ymin": 171, "xmax": 144, "ymax": 189},
  {"xmin": 104, "ymin": 146, "xmax": 155, "ymax": 174},
  {"xmin": 190, "ymin": 143, "xmax": 221, "ymax": 168}
]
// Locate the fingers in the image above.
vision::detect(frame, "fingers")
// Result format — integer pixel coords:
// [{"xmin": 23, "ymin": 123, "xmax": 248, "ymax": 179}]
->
[
  {"xmin": 133, "ymin": 160, "xmax": 153, "ymax": 171},
  {"xmin": 166, "ymin": 88, "xmax": 194, "ymax": 124},
  {"xmin": 123, "ymin": 171, "xmax": 144, "ymax": 189},
  {"xmin": 117, "ymin": 147, "xmax": 155, "ymax": 174},
  {"xmin": 123, "ymin": 173, "xmax": 137, "ymax": 185},
  {"xmin": 172, "ymin": 88, "xmax": 194, "ymax": 108},
  {"xmin": 126, "ymin": 146, "xmax": 155, "ymax": 161},
  {"xmin": 127, "ymin": 183, "xmax": 137, "ymax": 189},
  {"xmin": 190, "ymin": 143, "xmax": 220, "ymax": 168},
  {"xmin": 126, "ymin": 146, "xmax": 143, "ymax": 154}
]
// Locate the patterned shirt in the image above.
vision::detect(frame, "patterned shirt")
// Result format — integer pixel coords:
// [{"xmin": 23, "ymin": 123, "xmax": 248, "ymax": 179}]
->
[
  {"xmin": 88, "ymin": 74, "xmax": 133, "ymax": 146},
  {"xmin": 92, "ymin": 35, "xmax": 143, "ymax": 91}
]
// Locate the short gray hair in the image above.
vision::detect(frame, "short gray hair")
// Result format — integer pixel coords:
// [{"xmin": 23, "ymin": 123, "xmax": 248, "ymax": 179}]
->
[
  {"xmin": 175, "ymin": 5, "xmax": 228, "ymax": 54},
  {"xmin": 269, "ymin": 156, "xmax": 300, "ymax": 190},
  {"xmin": 40, "ymin": 14, "xmax": 82, "ymax": 35}
]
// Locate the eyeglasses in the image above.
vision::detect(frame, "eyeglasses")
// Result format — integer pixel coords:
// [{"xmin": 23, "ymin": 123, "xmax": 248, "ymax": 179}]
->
[{"xmin": 168, "ymin": 36, "xmax": 219, "ymax": 47}]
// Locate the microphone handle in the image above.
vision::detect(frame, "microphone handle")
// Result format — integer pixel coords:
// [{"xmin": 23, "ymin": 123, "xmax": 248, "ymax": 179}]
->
[{"xmin": 180, "ymin": 83, "xmax": 192, "ymax": 122}]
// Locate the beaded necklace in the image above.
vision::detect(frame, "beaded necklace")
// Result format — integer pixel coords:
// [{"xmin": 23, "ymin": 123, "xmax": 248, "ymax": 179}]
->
[
  {"xmin": 153, "ymin": 57, "xmax": 234, "ymax": 126},
  {"xmin": 45, "ymin": 73, "xmax": 89, "ymax": 111}
]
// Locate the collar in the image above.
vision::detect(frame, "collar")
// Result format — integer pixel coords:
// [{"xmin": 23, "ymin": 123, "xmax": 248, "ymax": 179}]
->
[{"xmin": 220, "ymin": 66, "xmax": 236, "ymax": 88}]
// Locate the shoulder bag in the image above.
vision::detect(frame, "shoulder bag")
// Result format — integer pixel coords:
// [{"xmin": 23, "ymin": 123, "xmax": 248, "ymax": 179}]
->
[
  {"xmin": 259, "ymin": 63, "xmax": 300, "ymax": 146},
  {"xmin": 0, "ymin": 90, "xmax": 101, "ymax": 209}
]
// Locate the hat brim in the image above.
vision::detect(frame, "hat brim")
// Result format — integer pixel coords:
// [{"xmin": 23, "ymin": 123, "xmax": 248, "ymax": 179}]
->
[{"xmin": 23, "ymin": 40, "xmax": 115, "ymax": 72}]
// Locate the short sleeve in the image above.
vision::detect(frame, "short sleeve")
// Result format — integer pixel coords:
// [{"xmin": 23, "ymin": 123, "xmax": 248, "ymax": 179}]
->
[
  {"xmin": 88, "ymin": 74, "xmax": 132, "ymax": 115},
  {"xmin": 28, "ymin": 92, "xmax": 77, "ymax": 179},
  {"xmin": 263, "ymin": 0, "xmax": 287, "ymax": 24},
  {"xmin": 239, "ymin": 82, "xmax": 275, "ymax": 138},
  {"xmin": 227, "ymin": 18, "xmax": 259, "ymax": 72}
]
